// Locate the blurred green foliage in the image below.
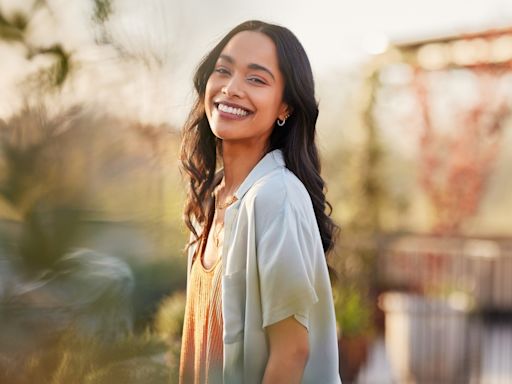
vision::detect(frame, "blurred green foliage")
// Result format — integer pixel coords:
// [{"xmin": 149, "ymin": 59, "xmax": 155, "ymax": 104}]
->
[
  {"xmin": 334, "ymin": 284, "xmax": 373, "ymax": 337},
  {"xmin": 153, "ymin": 291, "xmax": 187, "ymax": 372},
  {"xmin": 154, "ymin": 291, "xmax": 186, "ymax": 342},
  {"xmin": 0, "ymin": 100, "xmax": 186, "ymax": 380},
  {"xmin": 0, "ymin": 2, "xmax": 72, "ymax": 89},
  {"xmin": 0, "ymin": 329, "xmax": 177, "ymax": 384},
  {"xmin": 92, "ymin": 0, "xmax": 113, "ymax": 24},
  {"xmin": 0, "ymin": 7, "xmax": 29, "ymax": 42},
  {"xmin": 131, "ymin": 258, "xmax": 187, "ymax": 331}
]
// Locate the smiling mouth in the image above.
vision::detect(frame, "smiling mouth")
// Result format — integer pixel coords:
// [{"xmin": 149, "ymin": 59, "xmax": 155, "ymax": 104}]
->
[{"xmin": 215, "ymin": 102, "xmax": 251, "ymax": 117}]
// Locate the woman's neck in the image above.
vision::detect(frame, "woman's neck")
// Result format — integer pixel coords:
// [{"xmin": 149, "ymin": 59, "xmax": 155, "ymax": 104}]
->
[{"xmin": 221, "ymin": 142, "xmax": 267, "ymax": 194}]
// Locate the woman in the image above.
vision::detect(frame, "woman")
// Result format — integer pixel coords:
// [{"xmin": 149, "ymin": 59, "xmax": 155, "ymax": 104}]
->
[{"xmin": 179, "ymin": 20, "xmax": 341, "ymax": 384}]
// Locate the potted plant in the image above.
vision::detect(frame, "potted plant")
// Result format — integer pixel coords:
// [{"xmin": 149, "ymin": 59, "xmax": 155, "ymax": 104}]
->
[{"xmin": 334, "ymin": 283, "xmax": 374, "ymax": 383}]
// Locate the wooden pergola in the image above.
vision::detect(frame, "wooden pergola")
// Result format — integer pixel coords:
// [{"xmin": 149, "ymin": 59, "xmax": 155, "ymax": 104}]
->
[
  {"xmin": 393, "ymin": 27, "xmax": 512, "ymax": 70},
  {"xmin": 359, "ymin": 26, "xmax": 512, "ymax": 235}
]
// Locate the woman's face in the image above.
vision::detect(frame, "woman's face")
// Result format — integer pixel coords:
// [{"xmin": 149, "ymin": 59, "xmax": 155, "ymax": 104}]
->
[{"xmin": 204, "ymin": 31, "xmax": 289, "ymax": 147}]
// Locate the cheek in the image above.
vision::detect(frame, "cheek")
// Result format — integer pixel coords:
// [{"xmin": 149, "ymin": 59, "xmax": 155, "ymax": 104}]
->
[{"xmin": 255, "ymin": 94, "xmax": 282, "ymax": 121}]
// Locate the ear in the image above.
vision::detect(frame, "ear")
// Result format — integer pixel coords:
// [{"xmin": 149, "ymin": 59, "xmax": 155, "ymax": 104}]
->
[{"xmin": 278, "ymin": 103, "xmax": 293, "ymax": 121}]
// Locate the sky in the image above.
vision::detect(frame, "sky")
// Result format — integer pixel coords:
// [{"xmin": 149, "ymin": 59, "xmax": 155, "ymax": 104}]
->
[
  {"xmin": 1, "ymin": 0, "xmax": 512, "ymax": 124},
  {"xmin": 186, "ymin": 0, "xmax": 512, "ymax": 72}
]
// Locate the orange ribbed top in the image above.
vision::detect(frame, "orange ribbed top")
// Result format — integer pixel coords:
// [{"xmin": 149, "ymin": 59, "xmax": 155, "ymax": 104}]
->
[{"xmin": 179, "ymin": 247, "xmax": 223, "ymax": 384}]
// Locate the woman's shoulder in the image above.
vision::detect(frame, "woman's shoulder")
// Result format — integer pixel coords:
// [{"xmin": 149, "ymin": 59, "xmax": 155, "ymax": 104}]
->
[{"xmin": 245, "ymin": 167, "xmax": 313, "ymax": 221}]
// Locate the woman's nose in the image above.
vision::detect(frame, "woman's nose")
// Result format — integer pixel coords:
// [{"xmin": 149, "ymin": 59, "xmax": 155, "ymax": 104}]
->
[{"xmin": 221, "ymin": 76, "xmax": 244, "ymax": 98}]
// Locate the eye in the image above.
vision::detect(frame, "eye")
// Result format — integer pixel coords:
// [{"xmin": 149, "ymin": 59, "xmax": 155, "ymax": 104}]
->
[
  {"xmin": 214, "ymin": 67, "xmax": 230, "ymax": 75},
  {"xmin": 248, "ymin": 77, "xmax": 266, "ymax": 85}
]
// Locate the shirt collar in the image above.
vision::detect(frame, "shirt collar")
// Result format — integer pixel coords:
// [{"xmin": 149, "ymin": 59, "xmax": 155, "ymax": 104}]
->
[{"xmin": 234, "ymin": 149, "xmax": 285, "ymax": 200}]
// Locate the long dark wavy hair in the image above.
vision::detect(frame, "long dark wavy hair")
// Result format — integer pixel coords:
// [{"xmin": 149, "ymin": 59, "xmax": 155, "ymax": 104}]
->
[{"xmin": 180, "ymin": 20, "xmax": 338, "ymax": 256}]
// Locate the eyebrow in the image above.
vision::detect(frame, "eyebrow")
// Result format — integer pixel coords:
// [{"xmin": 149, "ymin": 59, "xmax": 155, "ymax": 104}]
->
[{"xmin": 218, "ymin": 54, "xmax": 275, "ymax": 81}]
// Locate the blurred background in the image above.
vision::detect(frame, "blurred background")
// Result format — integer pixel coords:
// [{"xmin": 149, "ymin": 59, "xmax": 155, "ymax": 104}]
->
[{"xmin": 0, "ymin": 0, "xmax": 511, "ymax": 383}]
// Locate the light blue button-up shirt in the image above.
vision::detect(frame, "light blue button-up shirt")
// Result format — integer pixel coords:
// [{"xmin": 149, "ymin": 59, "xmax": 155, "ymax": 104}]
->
[{"xmin": 187, "ymin": 149, "xmax": 341, "ymax": 383}]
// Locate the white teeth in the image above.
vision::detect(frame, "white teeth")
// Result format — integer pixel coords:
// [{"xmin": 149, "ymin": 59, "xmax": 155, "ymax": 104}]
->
[{"xmin": 217, "ymin": 103, "xmax": 248, "ymax": 116}]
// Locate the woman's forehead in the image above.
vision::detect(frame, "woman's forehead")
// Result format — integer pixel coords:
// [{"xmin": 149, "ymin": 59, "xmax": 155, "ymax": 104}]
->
[{"xmin": 219, "ymin": 31, "xmax": 280, "ymax": 72}]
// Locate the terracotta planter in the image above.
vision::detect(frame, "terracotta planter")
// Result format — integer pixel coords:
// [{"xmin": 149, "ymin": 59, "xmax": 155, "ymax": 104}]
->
[{"xmin": 338, "ymin": 334, "xmax": 369, "ymax": 383}]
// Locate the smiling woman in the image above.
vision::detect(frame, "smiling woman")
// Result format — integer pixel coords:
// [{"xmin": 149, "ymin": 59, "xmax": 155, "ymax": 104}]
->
[
  {"xmin": 204, "ymin": 31, "xmax": 290, "ymax": 149},
  {"xmin": 179, "ymin": 20, "xmax": 341, "ymax": 384}
]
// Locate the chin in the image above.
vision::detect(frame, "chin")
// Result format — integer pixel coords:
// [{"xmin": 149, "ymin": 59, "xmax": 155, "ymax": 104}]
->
[{"xmin": 212, "ymin": 124, "xmax": 241, "ymax": 138}]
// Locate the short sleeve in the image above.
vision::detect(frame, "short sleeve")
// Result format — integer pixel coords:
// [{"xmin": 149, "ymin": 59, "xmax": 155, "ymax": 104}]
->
[{"xmin": 257, "ymin": 204, "xmax": 319, "ymax": 330}]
